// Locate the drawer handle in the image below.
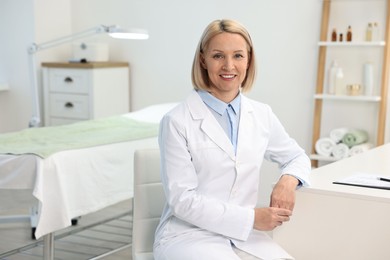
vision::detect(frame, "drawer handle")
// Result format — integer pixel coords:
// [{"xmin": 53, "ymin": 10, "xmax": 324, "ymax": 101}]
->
[
  {"xmin": 64, "ymin": 77, "xmax": 73, "ymax": 83},
  {"xmin": 64, "ymin": 102, "xmax": 74, "ymax": 108}
]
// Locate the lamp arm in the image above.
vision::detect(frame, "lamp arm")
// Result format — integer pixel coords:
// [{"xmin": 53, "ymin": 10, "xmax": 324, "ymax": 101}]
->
[
  {"xmin": 28, "ymin": 24, "xmax": 111, "ymax": 54},
  {"xmin": 28, "ymin": 49, "xmax": 41, "ymax": 127}
]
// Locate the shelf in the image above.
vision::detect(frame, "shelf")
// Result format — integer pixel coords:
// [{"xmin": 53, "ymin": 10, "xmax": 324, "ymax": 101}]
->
[
  {"xmin": 318, "ymin": 41, "xmax": 386, "ymax": 47},
  {"xmin": 310, "ymin": 154, "xmax": 339, "ymax": 162},
  {"xmin": 323, "ymin": 0, "xmax": 385, "ymax": 2},
  {"xmin": 314, "ymin": 94, "xmax": 381, "ymax": 102}
]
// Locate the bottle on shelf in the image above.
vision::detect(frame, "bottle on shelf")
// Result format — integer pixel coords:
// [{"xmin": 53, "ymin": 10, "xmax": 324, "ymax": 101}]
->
[
  {"xmin": 339, "ymin": 33, "xmax": 343, "ymax": 42},
  {"xmin": 363, "ymin": 62, "xmax": 374, "ymax": 96},
  {"xmin": 331, "ymin": 28, "xmax": 337, "ymax": 42},
  {"xmin": 327, "ymin": 60, "xmax": 344, "ymax": 95},
  {"xmin": 346, "ymin": 25, "xmax": 352, "ymax": 42},
  {"xmin": 372, "ymin": 22, "xmax": 380, "ymax": 41},
  {"xmin": 366, "ymin": 23, "xmax": 373, "ymax": 41}
]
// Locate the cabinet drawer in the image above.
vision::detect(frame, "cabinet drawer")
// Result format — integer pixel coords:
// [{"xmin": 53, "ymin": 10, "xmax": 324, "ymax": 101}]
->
[
  {"xmin": 49, "ymin": 93, "xmax": 89, "ymax": 119},
  {"xmin": 48, "ymin": 69, "xmax": 89, "ymax": 94},
  {"xmin": 49, "ymin": 117, "xmax": 86, "ymax": 126}
]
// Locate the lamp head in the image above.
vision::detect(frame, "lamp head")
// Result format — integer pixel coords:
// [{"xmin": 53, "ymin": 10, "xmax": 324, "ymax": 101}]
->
[{"xmin": 104, "ymin": 25, "xmax": 149, "ymax": 40}]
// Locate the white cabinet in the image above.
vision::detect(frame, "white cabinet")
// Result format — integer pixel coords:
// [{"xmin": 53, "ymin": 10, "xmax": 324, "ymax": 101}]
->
[{"xmin": 42, "ymin": 62, "xmax": 130, "ymax": 126}]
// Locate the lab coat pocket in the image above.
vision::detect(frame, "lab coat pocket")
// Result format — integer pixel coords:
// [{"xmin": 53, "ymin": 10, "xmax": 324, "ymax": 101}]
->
[
  {"xmin": 189, "ymin": 140, "xmax": 226, "ymax": 160},
  {"xmin": 188, "ymin": 140, "xmax": 232, "ymax": 178},
  {"xmin": 189, "ymin": 140, "xmax": 220, "ymax": 150}
]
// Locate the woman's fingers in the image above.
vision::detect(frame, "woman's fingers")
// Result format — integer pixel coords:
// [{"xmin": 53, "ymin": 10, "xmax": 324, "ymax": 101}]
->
[{"xmin": 254, "ymin": 207, "xmax": 292, "ymax": 231}]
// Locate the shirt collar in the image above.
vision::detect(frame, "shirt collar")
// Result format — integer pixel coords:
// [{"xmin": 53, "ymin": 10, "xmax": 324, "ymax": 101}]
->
[{"xmin": 197, "ymin": 90, "xmax": 241, "ymax": 116}]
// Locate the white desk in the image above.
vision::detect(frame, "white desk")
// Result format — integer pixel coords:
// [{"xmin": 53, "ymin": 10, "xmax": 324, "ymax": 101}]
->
[{"xmin": 273, "ymin": 143, "xmax": 390, "ymax": 260}]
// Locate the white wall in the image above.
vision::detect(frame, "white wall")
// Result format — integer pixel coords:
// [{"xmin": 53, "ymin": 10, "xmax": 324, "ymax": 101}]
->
[
  {"xmin": 0, "ymin": 0, "xmax": 34, "ymax": 132},
  {"xmin": 0, "ymin": 2, "xmax": 322, "ymax": 142},
  {"xmin": 69, "ymin": 0, "xmax": 321, "ymax": 205},
  {"xmin": 0, "ymin": 0, "xmax": 71, "ymax": 133},
  {"xmin": 0, "ymin": 0, "xmax": 388, "ymax": 219},
  {"xmin": 70, "ymin": 0, "xmax": 320, "ymax": 140},
  {"xmin": 0, "ymin": 0, "xmax": 389, "ymax": 214},
  {"xmin": 0, "ymin": 0, "xmax": 321, "ymax": 205}
]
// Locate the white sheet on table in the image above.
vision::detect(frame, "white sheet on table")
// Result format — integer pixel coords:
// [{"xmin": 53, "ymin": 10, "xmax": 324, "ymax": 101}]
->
[
  {"xmin": 33, "ymin": 136, "xmax": 158, "ymax": 238},
  {"xmin": 122, "ymin": 102, "xmax": 178, "ymax": 123},
  {"xmin": 0, "ymin": 102, "xmax": 179, "ymax": 238}
]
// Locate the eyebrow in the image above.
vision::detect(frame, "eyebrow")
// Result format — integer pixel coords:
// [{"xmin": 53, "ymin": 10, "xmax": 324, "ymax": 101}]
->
[{"xmin": 210, "ymin": 49, "xmax": 246, "ymax": 53}]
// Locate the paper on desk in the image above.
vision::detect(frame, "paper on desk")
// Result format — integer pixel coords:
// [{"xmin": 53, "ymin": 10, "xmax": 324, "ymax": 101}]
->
[
  {"xmin": 333, "ymin": 172, "xmax": 390, "ymax": 190},
  {"xmin": 234, "ymin": 230, "xmax": 294, "ymax": 260}
]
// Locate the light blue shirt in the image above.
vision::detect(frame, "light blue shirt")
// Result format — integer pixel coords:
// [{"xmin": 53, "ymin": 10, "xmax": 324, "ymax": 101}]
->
[{"xmin": 197, "ymin": 90, "xmax": 241, "ymax": 154}]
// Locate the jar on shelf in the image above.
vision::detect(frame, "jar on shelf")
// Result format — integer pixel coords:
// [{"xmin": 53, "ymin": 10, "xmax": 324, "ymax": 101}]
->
[{"xmin": 346, "ymin": 84, "xmax": 362, "ymax": 96}]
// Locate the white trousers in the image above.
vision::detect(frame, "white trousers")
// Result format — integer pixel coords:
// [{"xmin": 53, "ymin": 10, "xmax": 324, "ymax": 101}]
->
[{"xmin": 155, "ymin": 234, "xmax": 263, "ymax": 260}]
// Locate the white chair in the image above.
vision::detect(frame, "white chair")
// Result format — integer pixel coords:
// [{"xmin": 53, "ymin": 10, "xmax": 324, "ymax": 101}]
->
[{"xmin": 133, "ymin": 148, "xmax": 165, "ymax": 260}]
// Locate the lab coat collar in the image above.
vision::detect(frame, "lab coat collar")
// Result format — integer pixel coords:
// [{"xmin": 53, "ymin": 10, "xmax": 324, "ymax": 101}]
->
[
  {"xmin": 186, "ymin": 90, "xmax": 254, "ymax": 161},
  {"xmin": 187, "ymin": 91, "xmax": 235, "ymax": 160}
]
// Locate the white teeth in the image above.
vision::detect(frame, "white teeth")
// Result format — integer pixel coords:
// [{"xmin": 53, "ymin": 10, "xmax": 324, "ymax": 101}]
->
[{"xmin": 221, "ymin": 75, "xmax": 235, "ymax": 79}]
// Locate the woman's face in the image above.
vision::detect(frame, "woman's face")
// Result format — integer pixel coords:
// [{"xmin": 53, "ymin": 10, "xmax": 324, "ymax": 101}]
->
[{"xmin": 201, "ymin": 32, "xmax": 249, "ymax": 103}]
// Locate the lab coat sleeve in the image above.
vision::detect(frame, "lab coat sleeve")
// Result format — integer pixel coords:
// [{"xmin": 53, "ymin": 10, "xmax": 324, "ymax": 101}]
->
[
  {"xmin": 158, "ymin": 113, "xmax": 254, "ymax": 241},
  {"xmin": 264, "ymin": 109, "xmax": 311, "ymax": 186}
]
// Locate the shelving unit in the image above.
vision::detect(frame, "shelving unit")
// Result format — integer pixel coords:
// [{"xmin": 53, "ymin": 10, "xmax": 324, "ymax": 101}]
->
[
  {"xmin": 310, "ymin": 0, "xmax": 390, "ymax": 167},
  {"xmin": 318, "ymin": 41, "xmax": 386, "ymax": 46},
  {"xmin": 314, "ymin": 94, "xmax": 381, "ymax": 102}
]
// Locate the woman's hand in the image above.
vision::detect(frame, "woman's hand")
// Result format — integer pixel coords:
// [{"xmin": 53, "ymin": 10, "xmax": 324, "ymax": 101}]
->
[
  {"xmin": 253, "ymin": 207, "xmax": 292, "ymax": 231},
  {"xmin": 270, "ymin": 174, "xmax": 299, "ymax": 211},
  {"xmin": 253, "ymin": 175, "xmax": 299, "ymax": 231}
]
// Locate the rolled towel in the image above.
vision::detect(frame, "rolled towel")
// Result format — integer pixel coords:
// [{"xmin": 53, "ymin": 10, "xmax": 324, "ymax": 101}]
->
[
  {"xmin": 329, "ymin": 127, "xmax": 349, "ymax": 143},
  {"xmin": 315, "ymin": 137, "xmax": 336, "ymax": 157},
  {"xmin": 331, "ymin": 143, "xmax": 350, "ymax": 160},
  {"xmin": 349, "ymin": 142, "xmax": 373, "ymax": 156},
  {"xmin": 342, "ymin": 129, "xmax": 369, "ymax": 148}
]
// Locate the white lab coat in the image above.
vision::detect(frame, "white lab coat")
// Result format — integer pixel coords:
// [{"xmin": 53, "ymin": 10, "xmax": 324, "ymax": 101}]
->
[{"xmin": 154, "ymin": 90, "xmax": 310, "ymax": 260}]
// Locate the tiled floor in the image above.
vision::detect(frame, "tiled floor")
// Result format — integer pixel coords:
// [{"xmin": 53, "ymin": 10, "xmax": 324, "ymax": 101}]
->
[{"xmin": 0, "ymin": 191, "xmax": 133, "ymax": 260}]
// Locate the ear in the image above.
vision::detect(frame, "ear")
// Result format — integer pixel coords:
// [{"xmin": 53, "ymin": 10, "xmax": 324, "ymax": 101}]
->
[{"xmin": 200, "ymin": 54, "xmax": 207, "ymax": 69}]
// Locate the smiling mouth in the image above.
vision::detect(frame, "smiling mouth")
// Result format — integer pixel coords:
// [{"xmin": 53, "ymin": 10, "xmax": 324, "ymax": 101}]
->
[{"xmin": 220, "ymin": 74, "xmax": 236, "ymax": 79}]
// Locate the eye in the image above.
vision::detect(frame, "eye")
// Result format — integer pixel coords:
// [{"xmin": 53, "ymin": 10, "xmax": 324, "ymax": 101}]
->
[
  {"xmin": 212, "ymin": 53, "xmax": 224, "ymax": 59},
  {"xmin": 234, "ymin": 53, "xmax": 245, "ymax": 59}
]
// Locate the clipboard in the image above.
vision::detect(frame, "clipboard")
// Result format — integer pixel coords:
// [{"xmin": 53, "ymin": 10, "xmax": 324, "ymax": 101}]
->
[{"xmin": 333, "ymin": 173, "xmax": 390, "ymax": 191}]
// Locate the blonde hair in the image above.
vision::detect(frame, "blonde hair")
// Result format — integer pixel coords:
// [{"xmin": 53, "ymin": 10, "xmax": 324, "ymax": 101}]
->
[{"xmin": 191, "ymin": 19, "xmax": 256, "ymax": 93}]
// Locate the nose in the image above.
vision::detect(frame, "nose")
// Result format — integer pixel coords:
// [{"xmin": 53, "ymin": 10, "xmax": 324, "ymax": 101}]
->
[{"xmin": 222, "ymin": 58, "xmax": 234, "ymax": 71}]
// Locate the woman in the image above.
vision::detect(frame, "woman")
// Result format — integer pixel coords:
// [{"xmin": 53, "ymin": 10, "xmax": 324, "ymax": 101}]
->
[{"xmin": 153, "ymin": 19, "xmax": 310, "ymax": 260}]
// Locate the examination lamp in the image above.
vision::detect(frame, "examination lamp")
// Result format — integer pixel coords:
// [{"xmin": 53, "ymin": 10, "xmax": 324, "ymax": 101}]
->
[{"xmin": 27, "ymin": 24, "xmax": 149, "ymax": 128}]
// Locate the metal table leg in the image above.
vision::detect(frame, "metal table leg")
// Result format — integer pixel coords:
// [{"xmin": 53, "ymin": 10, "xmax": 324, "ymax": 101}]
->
[{"xmin": 43, "ymin": 233, "xmax": 54, "ymax": 260}]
